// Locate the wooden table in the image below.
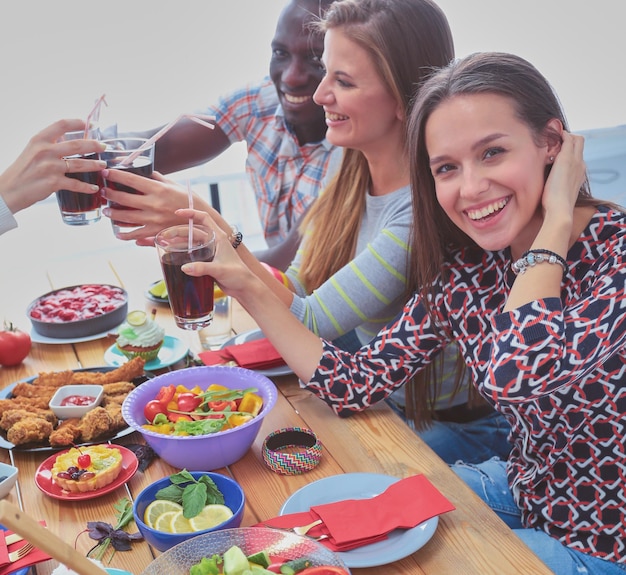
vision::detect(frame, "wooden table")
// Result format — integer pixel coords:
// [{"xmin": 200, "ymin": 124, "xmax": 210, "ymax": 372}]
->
[{"xmin": 0, "ymin": 203, "xmax": 551, "ymax": 575}]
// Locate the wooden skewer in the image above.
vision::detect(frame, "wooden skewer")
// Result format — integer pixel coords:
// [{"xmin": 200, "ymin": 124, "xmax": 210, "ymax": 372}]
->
[{"xmin": 0, "ymin": 500, "xmax": 111, "ymax": 575}]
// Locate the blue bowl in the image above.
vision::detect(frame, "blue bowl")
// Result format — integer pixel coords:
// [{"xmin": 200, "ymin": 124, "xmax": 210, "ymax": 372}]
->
[{"xmin": 133, "ymin": 471, "xmax": 245, "ymax": 552}]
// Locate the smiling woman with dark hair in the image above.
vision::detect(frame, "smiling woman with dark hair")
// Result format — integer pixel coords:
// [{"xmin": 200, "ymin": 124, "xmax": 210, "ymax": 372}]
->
[{"xmin": 180, "ymin": 50, "xmax": 626, "ymax": 574}]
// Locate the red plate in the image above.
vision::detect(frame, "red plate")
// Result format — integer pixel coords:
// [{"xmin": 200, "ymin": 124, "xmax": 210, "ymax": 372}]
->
[{"xmin": 35, "ymin": 445, "xmax": 138, "ymax": 501}]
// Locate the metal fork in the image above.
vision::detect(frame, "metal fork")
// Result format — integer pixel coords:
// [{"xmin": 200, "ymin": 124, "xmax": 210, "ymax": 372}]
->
[
  {"xmin": 290, "ymin": 519, "xmax": 323, "ymax": 536},
  {"xmin": 8, "ymin": 542, "xmax": 34, "ymax": 563},
  {"xmin": 264, "ymin": 518, "xmax": 323, "ymax": 537}
]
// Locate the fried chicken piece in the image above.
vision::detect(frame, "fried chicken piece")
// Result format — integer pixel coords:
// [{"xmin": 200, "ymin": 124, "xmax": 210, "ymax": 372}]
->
[
  {"xmin": 0, "ymin": 397, "xmax": 51, "ymax": 416},
  {"xmin": 103, "ymin": 403, "xmax": 127, "ymax": 431},
  {"xmin": 31, "ymin": 370, "xmax": 74, "ymax": 387},
  {"xmin": 0, "ymin": 408, "xmax": 58, "ymax": 431},
  {"xmin": 11, "ymin": 383, "xmax": 57, "ymax": 401},
  {"xmin": 102, "ymin": 394, "xmax": 129, "ymax": 407},
  {"xmin": 7, "ymin": 418, "xmax": 54, "ymax": 445},
  {"xmin": 101, "ymin": 381, "xmax": 136, "ymax": 396},
  {"xmin": 71, "ymin": 357, "xmax": 145, "ymax": 385},
  {"xmin": 77, "ymin": 407, "xmax": 112, "ymax": 441},
  {"xmin": 49, "ymin": 418, "xmax": 82, "ymax": 447}
]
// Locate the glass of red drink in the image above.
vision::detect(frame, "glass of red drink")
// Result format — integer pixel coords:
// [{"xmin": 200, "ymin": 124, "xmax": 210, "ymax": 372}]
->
[
  {"xmin": 101, "ymin": 137, "xmax": 154, "ymax": 237},
  {"xmin": 56, "ymin": 129, "xmax": 103, "ymax": 226},
  {"xmin": 154, "ymin": 224, "xmax": 217, "ymax": 330}
]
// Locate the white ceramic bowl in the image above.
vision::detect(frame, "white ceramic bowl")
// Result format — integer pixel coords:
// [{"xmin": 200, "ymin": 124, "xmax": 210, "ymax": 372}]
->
[
  {"xmin": 0, "ymin": 462, "xmax": 18, "ymax": 499},
  {"xmin": 49, "ymin": 384, "xmax": 104, "ymax": 419}
]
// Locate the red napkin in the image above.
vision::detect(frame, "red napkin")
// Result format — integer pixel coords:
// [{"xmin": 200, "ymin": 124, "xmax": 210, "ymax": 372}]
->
[
  {"xmin": 0, "ymin": 524, "xmax": 52, "ymax": 575},
  {"xmin": 258, "ymin": 474, "xmax": 455, "ymax": 551},
  {"xmin": 200, "ymin": 337, "xmax": 286, "ymax": 370}
]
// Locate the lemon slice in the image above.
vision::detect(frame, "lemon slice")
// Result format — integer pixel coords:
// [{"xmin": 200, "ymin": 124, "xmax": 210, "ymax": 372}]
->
[
  {"xmin": 188, "ymin": 504, "xmax": 234, "ymax": 531},
  {"xmin": 153, "ymin": 511, "xmax": 178, "ymax": 533},
  {"xmin": 169, "ymin": 510, "xmax": 194, "ymax": 533},
  {"xmin": 127, "ymin": 310, "xmax": 147, "ymax": 326},
  {"xmin": 143, "ymin": 500, "xmax": 183, "ymax": 528}
]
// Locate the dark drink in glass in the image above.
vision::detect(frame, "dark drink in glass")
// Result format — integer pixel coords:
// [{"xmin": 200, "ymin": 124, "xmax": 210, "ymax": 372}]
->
[
  {"xmin": 101, "ymin": 138, "xmax": 154, "ymax": 237},
  {"xmin": 56, "ymin": 152, "xmax": 104, "ymax": 225},
  {"xmin": 155, "ymin": 225, "xmax": 216, "ymax": 330},
  {"xmin": 161, "ymin": 251, "xmax": 215, "ymax": 325}
]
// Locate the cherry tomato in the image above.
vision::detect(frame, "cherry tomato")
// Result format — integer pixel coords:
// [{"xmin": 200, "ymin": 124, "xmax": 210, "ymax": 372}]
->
[
  {"xmin": 177, "ymin": 393, "xmax": 202, "ymax": 413},
  {"xmin": 144, "ymin": 399, "xmax": 168, "ymax": 423},
  {"xmin": 207, "ymin": 400, "xmax": 237, "ymax": 412},
  {"xmin": 0, "ymin": 322, "xmax": 31, "ymax": 367},
  {"xmin": 155, "ymin": 384, "xmax": 176, "ymax": 405}
]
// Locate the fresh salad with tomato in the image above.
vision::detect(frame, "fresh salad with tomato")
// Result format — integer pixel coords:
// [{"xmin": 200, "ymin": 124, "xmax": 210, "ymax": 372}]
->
[
  {"xmin": 189, "ymin": 544, "xmax": 349, "ymax": 575},
  {"xmin": 142, "ymin": 383, "xmax": 264, "ymax": 436}
]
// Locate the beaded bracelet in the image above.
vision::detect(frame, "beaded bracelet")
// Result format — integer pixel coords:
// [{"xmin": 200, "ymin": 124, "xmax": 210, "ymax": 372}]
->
[
  {"xmin": 262, "ymin": 427, "xmax": 323, "ymax": 475},
  {"xmin": 512, "ymin": 248, "xmax": 568, "ymax": 277}
]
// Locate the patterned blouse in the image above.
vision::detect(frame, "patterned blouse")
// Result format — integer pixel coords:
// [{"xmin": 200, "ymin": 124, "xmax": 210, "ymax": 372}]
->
[{"xmin": 306, "ymin": 206, "xmax": 626, "ymax": 563}]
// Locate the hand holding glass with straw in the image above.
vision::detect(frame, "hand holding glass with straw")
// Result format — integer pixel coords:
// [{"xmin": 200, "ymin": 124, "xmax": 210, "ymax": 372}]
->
[
  {"xmin": 102, "ymin": 113, "xmax": 214, "ymax": 238},
  {"xmin": 56, "ymin": 95, "xmax": 108, "ymax": 226}
]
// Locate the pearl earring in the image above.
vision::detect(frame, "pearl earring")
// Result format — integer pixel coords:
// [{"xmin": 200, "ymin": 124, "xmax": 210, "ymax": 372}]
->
[{"xmin": 549, "ymin": 156, "xmax": 555, "ymax": 162}]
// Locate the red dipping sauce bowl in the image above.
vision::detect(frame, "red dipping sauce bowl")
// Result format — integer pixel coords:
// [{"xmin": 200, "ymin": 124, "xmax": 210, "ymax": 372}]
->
[{"xmin": 49, "ymin": 385, "xmax": 104, "ymax": 419}]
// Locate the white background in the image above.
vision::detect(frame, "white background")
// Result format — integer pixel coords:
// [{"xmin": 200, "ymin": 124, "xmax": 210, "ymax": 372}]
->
[{"xmin": 1, "ymin": 0, "xmax": 624, "ymax": 176}]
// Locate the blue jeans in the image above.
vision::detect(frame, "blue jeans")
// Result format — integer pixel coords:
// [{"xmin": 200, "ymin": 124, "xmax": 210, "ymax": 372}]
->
[
  {"xmin": 452, "ymin": 458, "xmax": 626, "ymax": 575},
  {"xmin": 387, "ymin": 400, "xmax": 512, "ymax": 464}
]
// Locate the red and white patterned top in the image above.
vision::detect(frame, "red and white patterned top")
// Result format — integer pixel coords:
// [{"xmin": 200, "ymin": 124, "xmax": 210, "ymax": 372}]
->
[{"xmin": 308, "ymin": 205, "xmax": 626, "ymax": 563}]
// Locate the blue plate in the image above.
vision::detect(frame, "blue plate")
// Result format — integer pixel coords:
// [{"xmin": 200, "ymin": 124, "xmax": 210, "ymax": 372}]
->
[
  {"xmin": 0, "ymin": 525, "xmax": 30, "ymax": 575},
  {"xmin": 221, "ymin": 329, "xmax": 292, "ymax": 377},
  {"xmin": 279, "ymin": 472, "xmax": 439, "ymax": 568},
  {"xmin": 103, "ymin": 335, "xmax": 189, "ymax": 370}
]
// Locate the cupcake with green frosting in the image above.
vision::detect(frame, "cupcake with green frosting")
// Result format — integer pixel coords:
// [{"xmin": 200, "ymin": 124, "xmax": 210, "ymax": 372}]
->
[{"xmin": 115, "ymin": 310, "xmax": 165, "ymax": 362}]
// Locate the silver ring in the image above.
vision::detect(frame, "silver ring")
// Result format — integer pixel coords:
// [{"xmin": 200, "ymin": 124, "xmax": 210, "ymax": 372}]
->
[{"xmin": 64, "ymin": 159, "xmax": 71, "ymax": 173}]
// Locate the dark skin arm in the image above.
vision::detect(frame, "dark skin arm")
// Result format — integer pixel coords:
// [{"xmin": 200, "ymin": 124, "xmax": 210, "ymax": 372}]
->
[
  {"xmin": 132, "ymin": 117, "xmax": 231, "ymax": 175},
  {"xmin": 252, "ymin": 207, "xmax": 308, "ymax": 271}
]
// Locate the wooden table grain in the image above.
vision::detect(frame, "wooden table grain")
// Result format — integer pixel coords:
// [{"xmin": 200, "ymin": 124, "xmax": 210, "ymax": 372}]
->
[{"xmin": 0, "ymin": 219, "xmax": 552, "ymax": 575}]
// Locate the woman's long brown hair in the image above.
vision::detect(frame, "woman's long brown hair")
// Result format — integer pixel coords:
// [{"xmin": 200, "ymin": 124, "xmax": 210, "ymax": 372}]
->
[{"xmin": 299, "ymin": 0, "xmax": 454, "ymax": 291}]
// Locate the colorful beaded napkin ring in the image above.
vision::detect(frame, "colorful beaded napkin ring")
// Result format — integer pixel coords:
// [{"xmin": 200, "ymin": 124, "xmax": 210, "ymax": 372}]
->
[
  {"xmin": 262, "ymin": 427, "xmax": 322, "ymax": 475},
  {"xmin": 512, "ymin": 248, "xmax": 568, "ymax": 277}
]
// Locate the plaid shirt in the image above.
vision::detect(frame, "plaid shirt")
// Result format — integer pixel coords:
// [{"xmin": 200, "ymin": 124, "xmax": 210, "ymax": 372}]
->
[{"xmin": 205, "ymin": 77, "xmax": 338, "ymax": 246}]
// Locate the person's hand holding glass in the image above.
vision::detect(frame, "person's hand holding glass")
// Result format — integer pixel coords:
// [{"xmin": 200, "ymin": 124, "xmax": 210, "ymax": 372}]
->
[{"xmin": 0, "ymin": 119, "xmax": 105, "ymax": 219}]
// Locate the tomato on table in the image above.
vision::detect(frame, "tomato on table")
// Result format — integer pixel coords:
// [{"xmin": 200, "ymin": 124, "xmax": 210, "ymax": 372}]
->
[{"xmin": 0, "ymin": 321, "xmax": 31, "ymax": 367}]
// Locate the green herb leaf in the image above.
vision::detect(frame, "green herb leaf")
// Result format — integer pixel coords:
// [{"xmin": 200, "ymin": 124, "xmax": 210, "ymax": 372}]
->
[
  {"xmin": 199, "ymin": 475, "xmax": 225, "ymax": 505},
  {"xmin": 154, "ymin": 484, "xmax": 184, "ymax": 504},
  {"xmin": 170, "ymin": 469, "xmax": 196, "ymax": 485},
  {"xmin": 173, "ymin": 417, "xmax": 227, "ymax": 436},
  {"xmin": 182, "ymin": 482, "xmax": 208, "ymax": 518}
]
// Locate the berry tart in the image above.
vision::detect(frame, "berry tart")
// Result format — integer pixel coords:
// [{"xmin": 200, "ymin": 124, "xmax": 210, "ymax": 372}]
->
[{"xmin": 52, "ymin": 445, "xmax": 123, "ymax": 493}]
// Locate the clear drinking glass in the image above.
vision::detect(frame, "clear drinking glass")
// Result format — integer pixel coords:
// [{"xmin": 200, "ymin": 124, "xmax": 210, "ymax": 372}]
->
[
  {"xmin": 154, "ymin": 224, "xmax": 216, "ymax": 330},
  {"xmin": 101, "ymin": 137, "xmax": 154, "ymax": 237}
]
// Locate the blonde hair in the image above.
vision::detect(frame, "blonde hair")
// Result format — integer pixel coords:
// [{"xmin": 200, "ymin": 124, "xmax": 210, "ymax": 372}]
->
[{"xmin": 299, "ymin": 0, "xmax": 454, "ymax": 291}]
